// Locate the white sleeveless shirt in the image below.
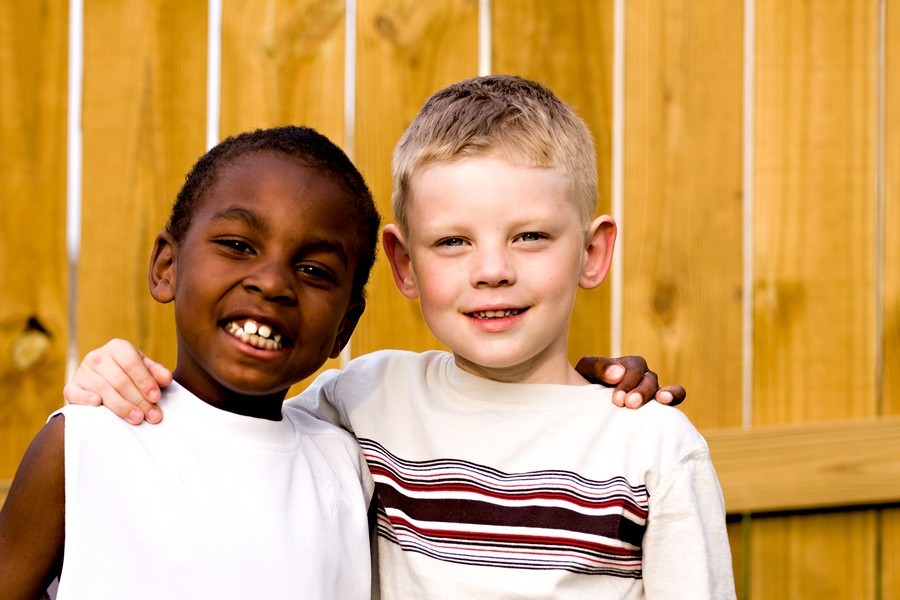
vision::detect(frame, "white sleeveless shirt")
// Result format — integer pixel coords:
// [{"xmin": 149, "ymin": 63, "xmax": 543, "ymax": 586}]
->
[{"xmin": 55, "ymin": 381, "xmax": 373, "ymax": 599}]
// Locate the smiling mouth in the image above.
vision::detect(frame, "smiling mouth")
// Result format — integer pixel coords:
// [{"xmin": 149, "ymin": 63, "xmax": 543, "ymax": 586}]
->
[
  {"xmin": 225, "ymin": 319, "xmax": 284, "ymax": 350},
  {"xmin": 468, "ymin": 308, "xmax": 525, "ymax": 319}
]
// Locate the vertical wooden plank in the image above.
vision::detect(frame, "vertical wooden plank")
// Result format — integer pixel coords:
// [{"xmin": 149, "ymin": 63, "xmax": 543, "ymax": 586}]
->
[
  {"xmin": 750, "ymin": 512, "xmax": 877, "ymax": 599},
  {"xmin": 219, "ymin": 0, "xmax": 346, "ymax": 142},
  {"xmin": 491, "ymin": 0, "xmax": 615, "ymax": 367},
  {"xmin": 882, "ymin": 1, "xmax": 900, "ymax": 597},
  {"xmin": 78, "ymin": 0, "xmax": 207, "ymax": 371},
  {"xmin": 352, "ymin": 0, "xmax": 479, "ymax": 356},
  {"xmin": 623, "ymin": 0, "xmax": 744, "ymax": 430},
  {"xmin": 751, "ymin": 1, "xmax": 879, "ymax": 598},
  {"xmin": 753, "ymin": 1, "xmax": 877, "ymax": 424},
  {"xmin": 886, "ymin": 510, "xmax": 900, "ymax": 600},
  {"xmin": 885, "ymin": 0, "xmax": 900, "ymax": 419},
  {"xmin": 219, "ymin": 0, "xmax": 347, "ymax": 391},
  {"xmin": 0, "ymin": 0, "xmax": 69, "ymax": 478}
]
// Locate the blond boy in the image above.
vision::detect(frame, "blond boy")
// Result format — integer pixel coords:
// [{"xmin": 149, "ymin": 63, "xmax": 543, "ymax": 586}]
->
[{"xmin": 304, "ymin": 75, "xmax": 735, "ymax": 598}]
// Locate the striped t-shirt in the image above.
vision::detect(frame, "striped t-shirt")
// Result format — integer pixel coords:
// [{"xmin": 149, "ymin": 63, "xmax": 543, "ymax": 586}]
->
[{"xmin": 294, "ymin": 349, "xmax": 735, "ymax": 600}]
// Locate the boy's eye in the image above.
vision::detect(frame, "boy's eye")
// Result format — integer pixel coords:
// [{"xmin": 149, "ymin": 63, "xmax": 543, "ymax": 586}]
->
[
  {"xmin": 214, "ymin": 239, "xmax": 254, "ymax": 254},
  {"xmin": 296, "ymin": 263, "xmax": 338, "ymax": 284},
  {"xmin": 437, "ymin": 237, "xmax": 467, "ymax": 248},
  {"xmin": 516, "ymin": 232, "xmax": 547, "ymax": 243}
]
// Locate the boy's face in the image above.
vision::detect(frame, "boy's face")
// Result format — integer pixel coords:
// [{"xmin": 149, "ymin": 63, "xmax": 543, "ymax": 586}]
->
[
  {"xmin": 150, "ymin": 152, "xmax": 364, "ymax": 409},
  {"xmin": 385, "ymin": 155, "xmax": 614, "ymax": 384}
]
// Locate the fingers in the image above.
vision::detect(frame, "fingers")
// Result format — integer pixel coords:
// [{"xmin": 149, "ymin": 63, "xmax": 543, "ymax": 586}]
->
[
  {"xmin": 605, "ymin": 356, "xmax": 649, "ymax": 407},
  {"xmin": 575, "ymin": 355, "xmax": 687, "ymax": 409},
  {"xmin": 614, "ymin": 368, "xmax": 659, "ymax": 409},
  {"xmin": 574, "ymin": 356, "xmax": 627, "ymax": 385},
  {"xmin": 144, "ymin": 355, "xmax": 174, "ymax": 388},
  {"xmin": 62, "ymin": 380, "xmax": 102, "ymax": 406},
  {"xmin": 64, "ymin": 339, "xmax": 168, "ymax": 425},
  {"xmin": 65, "ymin": 351, "xmax": 144, "ymax": 424},
  {"xmin": 656, "ymin": 385, "xmax": 686, "ymax": 407}
]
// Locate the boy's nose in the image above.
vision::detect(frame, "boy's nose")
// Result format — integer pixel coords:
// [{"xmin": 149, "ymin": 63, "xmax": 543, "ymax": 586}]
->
[
  {"xmin": 243, "ymin": 259, "xmax": 297, "ymax": 304},
  {"xmin": 471, "ymin": 247, "xmax": 516, "ymax": 287}
]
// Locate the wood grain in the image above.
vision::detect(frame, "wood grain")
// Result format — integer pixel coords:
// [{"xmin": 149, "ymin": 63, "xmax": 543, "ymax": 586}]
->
[
  {"xmin": 78, "ymin": 0, "xmax": 207, "ymax": 370},
  {"xmin": 220, "ymin": 0, "xmax": 346, "ymax": 141},
  {"xmin": 750, "ymin": 1, "xmax": 879, "ymax": 597},
  {"xmin": 881, "ymin": 1, "xmax": 900, "ymax": 595},
  {"xmin": 622, "ymin": 0, "xmax": 744, "ymax": 431},
  {"xmin": 0, "ymin": 0, "xmax": 69, "ymax": 478},
  {"xmin": 705, "ymin": 417, "xmax": 900, "ymax": 513},
  {"xmin": 753, "ymin": 0, "xmax": 877, "ymax": 424},
  {"xmin": 748, "ymin": 511, "xmax": 877, "ymax": 599},
  {"xmin": 885, "ymin": 0, "xmax": 900, "ymax": 420}
]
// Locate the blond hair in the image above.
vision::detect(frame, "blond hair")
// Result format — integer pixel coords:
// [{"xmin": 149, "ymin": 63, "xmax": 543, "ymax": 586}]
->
[{"xmin": 392, "ymin": 75, "xmax": 598, "ymax": 232}]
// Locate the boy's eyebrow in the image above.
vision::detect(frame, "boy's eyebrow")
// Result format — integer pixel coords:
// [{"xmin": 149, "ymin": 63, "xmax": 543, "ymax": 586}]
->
[
  {"xmin": 211, "ymin": 205, "xmax": 350, "ymax": 266},
  {"xmin": 211, "ymin": 206, "xmax": 268, "ymax": 233}
]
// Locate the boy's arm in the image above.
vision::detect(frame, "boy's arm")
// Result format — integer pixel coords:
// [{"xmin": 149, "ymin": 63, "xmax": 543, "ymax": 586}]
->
[
  {"xmin": 641, "ymin": 449, "xmax": 737, "ymax": 599},
  {"xmin": 0, "ymin": 415, "xmax": 66, "ymax": 599},
  {"xmin": 62, "ymin": 339, "xmax": 684, "ymax": 422},
  {"xmin": 574, "ymin": 355, "xmax": 687, "ymax": 408}
]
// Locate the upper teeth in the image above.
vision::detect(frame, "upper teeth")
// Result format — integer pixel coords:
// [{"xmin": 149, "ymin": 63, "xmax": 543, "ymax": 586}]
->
[
  {"xmin": 473, "ymin": 309, "xmax": 520, "ymax": 318},
  {"xmin": 227, "ymin": 320, "xmax": 282, "ymax": 349}
]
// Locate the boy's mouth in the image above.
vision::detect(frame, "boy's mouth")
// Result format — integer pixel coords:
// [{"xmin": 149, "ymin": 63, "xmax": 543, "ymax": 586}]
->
[
  {"xmin": 468, "ymin": 308, "xmax": 525, "ymax": 319},
  {"xmin": 225, "ymin": 319, "xmax": 284, "ymax": 350}
]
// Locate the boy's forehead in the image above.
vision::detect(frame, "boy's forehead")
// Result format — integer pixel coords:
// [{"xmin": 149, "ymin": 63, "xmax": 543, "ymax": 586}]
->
[
  {"xmin": 408, "ymin": 157, "xmax": 583, "ymax": 225},
  {"xmin": 413, "ymin": 153, "xmax": 569, "ymax": 183},
  {"xmin": 203, "ymin": 154, "xmax": 347, "ymax": 205},
  {"xmin": 411, "ymin": 156, "xmax": 573, "ymax": 199},
  {"xmin": 196, "ymin": 155, "xmax": 358, "ymax": 227}
]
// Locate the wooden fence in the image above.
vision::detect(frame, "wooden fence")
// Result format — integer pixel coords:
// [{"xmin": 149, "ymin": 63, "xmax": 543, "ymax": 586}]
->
[{"xmin": 1, "ymin": 1, "xmax": 898, "ymax": 597}]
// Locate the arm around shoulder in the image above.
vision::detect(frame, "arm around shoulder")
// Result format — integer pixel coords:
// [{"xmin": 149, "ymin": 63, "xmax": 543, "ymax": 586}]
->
[{"xmin": 0, "ymin": 415, "xmax": 66, "ymax": 600}]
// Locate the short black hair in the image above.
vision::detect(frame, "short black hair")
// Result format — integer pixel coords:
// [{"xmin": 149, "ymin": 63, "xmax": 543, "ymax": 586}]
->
[{"xmin": 167, "ymin": 126, "xmax": 380, "ymax": 300}]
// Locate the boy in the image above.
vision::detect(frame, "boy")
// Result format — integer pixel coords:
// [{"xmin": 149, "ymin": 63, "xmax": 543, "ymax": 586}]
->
[
  {"xmin": 0, "ymin": 126, "xmax": 381, "ymax": 598},
  {"xmin": 337, "ymin": 75, "xmax": 734, "ymax": 598},
  {"xmin": 65, "ymin": 76, "xmax": 730, "ymax": 598}
]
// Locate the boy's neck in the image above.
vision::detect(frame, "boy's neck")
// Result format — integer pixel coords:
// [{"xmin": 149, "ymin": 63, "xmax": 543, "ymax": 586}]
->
[
  {"xmin": 452, "ymin": 352, "xmax": 589, "ymax": 386},
  {"xmin": 172, "ymin": 371, "xmax": 288, "ymax": 421}
]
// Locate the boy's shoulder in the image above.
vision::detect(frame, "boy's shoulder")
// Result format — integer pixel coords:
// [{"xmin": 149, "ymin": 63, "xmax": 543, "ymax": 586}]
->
[
  {"xmin": 337, "ymin": 348, "xmax": 451, "ymax": 380},
  {"xmin": 604, "ymin": 399, "xmax": 709, "ymax": 457},
  {"xmin": 613, "ymin": 397, "xmax": 698, "ymax": 428},
  {"xmin": 345, "ymin": 348, "xmax": 448, "ymax": 367},
  {"xmin": 57, "ymin": 401, "xmax": 144, "ymax": 429},
  {"xmin": 281, "ymin": 405, "xmax": 374, "ymax": 495},
  {"xmin": 282, "ymin": 403, "xmax": 360, "ymax": 444}
]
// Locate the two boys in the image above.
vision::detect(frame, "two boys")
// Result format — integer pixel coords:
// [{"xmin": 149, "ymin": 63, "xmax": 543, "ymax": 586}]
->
[{"xmin": 24, "ymin": 75, "xmax": 731, "ymax": 598}]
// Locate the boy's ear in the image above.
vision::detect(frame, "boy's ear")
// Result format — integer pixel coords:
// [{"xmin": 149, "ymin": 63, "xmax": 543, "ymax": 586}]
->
[
  {"xmin": 329, "ymin": 299, "xmax": 366, "ymax": 358},
  {"xmin": 149, "ymin": 232, "xmax": 177, "ymax": 303},
  {"xmin": 382, "ymin": 224, "xmax": 420, "ymax": 299},
  {"xmin": 580, "ymin": 215, "xmax": 617, "ymax": 290}
]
